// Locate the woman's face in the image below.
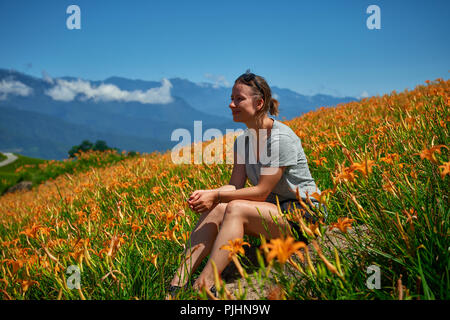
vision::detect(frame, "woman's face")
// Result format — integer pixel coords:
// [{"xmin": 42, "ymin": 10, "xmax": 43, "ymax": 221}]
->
[{"xmin": 229, "ymin": 83, "xmax": 263, "ymax": 123}]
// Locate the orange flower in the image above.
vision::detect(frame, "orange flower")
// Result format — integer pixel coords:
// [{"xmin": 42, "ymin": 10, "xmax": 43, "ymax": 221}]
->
[
  {"xmin": 168, "ymin": 228, "xmax": 181, "ymax": 245},
  {"xmin": 103, "ymin": 233, "xmax": 127, "ymax": 258},
  {"xmin": 17, "ymin": 279, "xmax": 39, "ymax": 294},
  {"xmin": 416, "ymin": 145, "xmax": 448, "ymax": 164},
  {"xmin": 220, "ymin": 238, "xmax": 250, "ymax": 259},
  {"xmin": 159, "ymin": 170, "xmax": 169, "ymax": 179},
  {"xmin": 403, "ymin": 208, "xmax": 417, "ymax": 231},
  {"xmin": 161, "ymin": 211, "xmax": 176, "ymax": 224},
  {"xmin": 180, "ymin": 231, "xmax": 191, "ymax": 243},
  {"xmin": 328, "ymin": 217, "xmax": 355, "ymax": 233},
  {"xmin": 379, "ymin": 153, "xmax": 400, "ymax": 165},
  {"xmin": 147, "ymin": 253, "xmax": 158, "ymax": 268},
  {"xmin": 311, "ymin": 240, "xmax": 341, "ymax": 277},
  {"xmin": 75, "ymin": 210, "xmax": 87, "ymax": 224},
  {"xmin": 438, "ymin": 161, "xmax": 450, "ymax": 179},
  {"xmin": 151, "ymin": 186, "xmax": 161, "ymax": 194},
  {"xmin": 0, "ymin": 278, "xmax": 8, "ymax": 289},
  {"xmin": 310, "ymin": 189, "xmax": 333, "ymax": 205},
  {"xmin": 334, "ymin": 167, "xmax": 356, "ymax": 184},
  {"xmin": 3, "ymin": 259, "xmax": 24, "ymax": 274},
  {"xmin": 312, "ymin": 157, "xmax": 328, "ymax": 166},
  {"xmin": 382, "ymin": 180, "xmax": 397, "ymax": 194},
  {"xmin": 349, "ymin": 159, "xmax": 376, "ymax": 177},
  {"xmin": 260, "ymin": 236, "xmax": 307, "ymax": 264},
  {"xmin": 19, "ymin": 223, "xmax": 42, "ymax": 239},
  {"xmin": 174, "ymin": 179, "xmax": 189, "ymax": 189},
  {"xmin": 131, "ymin": 223, "xmax": 142, "ymax": 233}
]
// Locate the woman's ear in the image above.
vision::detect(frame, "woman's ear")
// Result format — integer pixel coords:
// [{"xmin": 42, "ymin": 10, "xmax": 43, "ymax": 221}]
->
[{"xmin": 255, "ymin": 97, "xmax": 264, "ymax": 111}]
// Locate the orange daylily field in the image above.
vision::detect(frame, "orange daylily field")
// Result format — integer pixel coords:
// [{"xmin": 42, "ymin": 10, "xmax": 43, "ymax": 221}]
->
[{"xmin": 0, "ymin": 78, "xmax": 448, "ymax": 300}]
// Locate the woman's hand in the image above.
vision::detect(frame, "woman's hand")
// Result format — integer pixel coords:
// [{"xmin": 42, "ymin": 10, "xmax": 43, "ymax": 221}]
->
[{"xmin": 187, "ymin": 190, "xmax": 218, "ymax": 213}]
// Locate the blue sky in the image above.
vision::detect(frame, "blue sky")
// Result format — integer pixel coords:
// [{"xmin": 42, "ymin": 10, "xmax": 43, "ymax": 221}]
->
[{"xmin": 0, "ymin": 0, "xmax": 448, "ymax": 98}]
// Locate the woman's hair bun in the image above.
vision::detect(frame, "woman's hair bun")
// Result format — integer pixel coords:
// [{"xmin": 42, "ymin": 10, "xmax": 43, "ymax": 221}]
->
[{"xmin": 269, "ymin": 98, "xmax": 280, "ymax": 116}]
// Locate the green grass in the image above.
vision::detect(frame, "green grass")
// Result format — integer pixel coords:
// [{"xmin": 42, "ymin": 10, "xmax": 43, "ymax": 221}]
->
[
  {"xmin": 0, "ymin": 153, "xmax": 46, "ymax": 195},
  {"xmin": 0, "ymin": 152, "xmax": 7, "ymax": 162},
  {"xmin": 0, "ymin": 150, "xmax": 138, "ymax": 196}
]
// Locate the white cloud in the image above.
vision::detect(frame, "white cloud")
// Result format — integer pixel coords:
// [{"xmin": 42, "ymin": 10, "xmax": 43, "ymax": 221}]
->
[
  {"xmin": 0, "ymin": 79, "xmax": 33, "ymax": 100},
  {"xmin": 45, "ymin": 78, "xmax": 174, "ymax": 104},
  {"xmin": 272, "ymin": 93, "xmax": 280, "ymax": 99},
  {"xmin": 203, "ymin": 73, "xmax": 230, "ymax": 88},
  {"xmin": 196, "ymin": 82, "xmax": 212, "ymax": 88},
  {"xmin": 359, "ymin": 90, "xmax": 369, "ymax": 99},
  {"xmin": 317, "ymin": 83, "xmax": 343, "ymax": 97},
  {"xmin": 41, "ymin": 70, "xmax": 54, "ymax": 84}
]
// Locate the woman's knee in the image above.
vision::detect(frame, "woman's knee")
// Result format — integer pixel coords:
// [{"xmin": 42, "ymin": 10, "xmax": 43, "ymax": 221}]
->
[{"xmin": 223, "ymin": 200, "xmax": 248, "ymax": 221}]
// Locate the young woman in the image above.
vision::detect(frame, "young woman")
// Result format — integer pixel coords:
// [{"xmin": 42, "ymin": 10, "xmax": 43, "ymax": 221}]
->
[{"xmin": 168, "ymin": 70, "xmax": 325, "ymax": 297}]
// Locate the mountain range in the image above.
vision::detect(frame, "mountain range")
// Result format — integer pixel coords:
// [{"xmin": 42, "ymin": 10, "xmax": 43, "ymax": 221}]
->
[{"xmin": 0, "ymin": 68, "xmax": 358, "ymax": 160}]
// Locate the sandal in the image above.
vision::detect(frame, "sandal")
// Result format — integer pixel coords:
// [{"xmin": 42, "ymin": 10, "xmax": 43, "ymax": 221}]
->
[
  {"xmin": 167, "ymin": 283, "xmax": 189, "ymax": 299},
  {"xmin": 203, "ymin": 285, "xmax": 218, "ymax": 300},
  {"xmin": 195, "ymin": 284, "xmax": 218, "ymax": 299},
  {"xmin": 210, "ymin": 285, "xmax": 217, "ymax": 297}
]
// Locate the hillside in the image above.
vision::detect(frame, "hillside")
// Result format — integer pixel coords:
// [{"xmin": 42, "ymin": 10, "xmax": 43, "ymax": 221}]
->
[
  {"xmin": 0, "ymin": 78, "xmax": 448, "ymax": 300},
  {"xmin": 0, "ymin": 149, "xmax": 141, "ymax": 196}
]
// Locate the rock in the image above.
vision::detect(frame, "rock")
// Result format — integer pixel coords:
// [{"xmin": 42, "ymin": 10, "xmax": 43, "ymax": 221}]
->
[
  {"xmin": 5, "ymin": 181, "xmax": 33, "ymax": 194},
  {"xmin": 217, "ymin": 224, "xmax": 371, "ymax": 300},
  {"xmin": 221, "ymin": 246, "xmax": 271, "ymax": 299}
]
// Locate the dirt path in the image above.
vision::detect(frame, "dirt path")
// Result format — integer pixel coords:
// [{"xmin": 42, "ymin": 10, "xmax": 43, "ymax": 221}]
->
[{"xmin": 0, "ymin": 152, "xmax": 18, "ymax": 167}]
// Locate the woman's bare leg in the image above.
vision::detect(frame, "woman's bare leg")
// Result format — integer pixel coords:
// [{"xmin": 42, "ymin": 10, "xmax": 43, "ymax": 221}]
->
[
  {"xmin": 170, "ymin": 202, "xmax": 227, "ymax": 287},
  {"xmin": 193, "ymin": 199, "xmax": 293, "ymax": 290}
]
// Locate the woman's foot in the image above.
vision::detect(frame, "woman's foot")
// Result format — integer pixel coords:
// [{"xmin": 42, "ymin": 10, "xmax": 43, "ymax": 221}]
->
[
  {"xmin": 193, "ymin": 277, "xmax": 218, "ymax": 299},
  {"xmin": 165, "ymin": 283, "xmax": 189, "ymax": 300},
  {"xmin": 195, "ymin": 284, "xmax": 218, "ymax": 300}
]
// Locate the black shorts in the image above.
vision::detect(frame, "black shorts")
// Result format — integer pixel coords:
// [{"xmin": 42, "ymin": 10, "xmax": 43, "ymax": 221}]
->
[{"xmin": 277, "ymin": 199, "xmax": 328, "ymax": 244}]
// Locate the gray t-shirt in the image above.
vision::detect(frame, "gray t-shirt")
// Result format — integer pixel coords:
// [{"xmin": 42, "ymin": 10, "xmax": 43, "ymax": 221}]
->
[{"xmin": 233, "ymin": 118, "xmax": 320, "ymax": 204}]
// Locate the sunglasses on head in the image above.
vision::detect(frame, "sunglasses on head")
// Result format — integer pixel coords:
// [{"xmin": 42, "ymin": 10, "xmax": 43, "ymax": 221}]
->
[{"xmin": 241, "ymin": 72, "xmax": 263, "ymax": 96}]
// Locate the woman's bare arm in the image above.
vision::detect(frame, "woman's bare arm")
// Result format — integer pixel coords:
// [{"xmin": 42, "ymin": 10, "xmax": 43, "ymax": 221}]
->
[
  {"xmin": 228, "ymin": 144, "xmax": 247, "ymax": 189},
  {"xmin": 227, "ymin": 163, "xmax": 246, "ymax": 190},
  {"xmin": 188, "ymin": 147, "xmax": 246, "ymax": 210},
  {"xmin": 218, "ymin": 167, "xmax": 285, "ymax": 203},
  {"xmin": 189, "ymin": 166, "xmax": 285, "ymax": 213}
]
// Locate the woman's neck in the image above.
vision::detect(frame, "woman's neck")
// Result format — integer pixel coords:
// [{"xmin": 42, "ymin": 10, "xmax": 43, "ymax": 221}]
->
[{"xmin": 246, "ymin": 116, "xmax": 274, "ymax": 135}]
